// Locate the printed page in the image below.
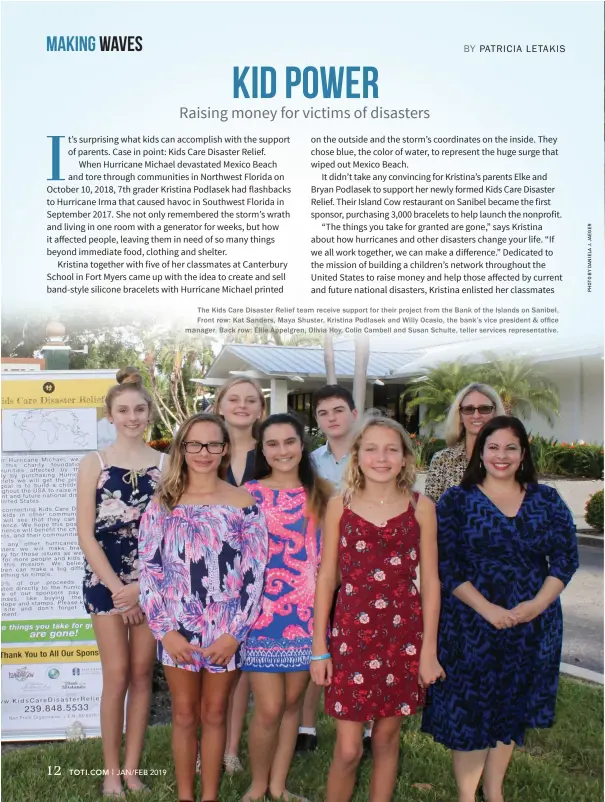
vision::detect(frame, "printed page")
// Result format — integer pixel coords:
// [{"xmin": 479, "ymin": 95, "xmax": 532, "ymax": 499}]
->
[
  {"xmin": 2, "ymin": 1, "xmax": 603, "ymax": 341},
  {"xmin": 1, "ymin": 0, "xmax": 603, "ymax": 752}
]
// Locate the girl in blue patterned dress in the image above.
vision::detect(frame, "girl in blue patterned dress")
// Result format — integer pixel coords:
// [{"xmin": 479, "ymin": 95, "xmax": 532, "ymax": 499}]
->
[
  {"xmin": 138, "ymin": 413, "xmax": 268, "ymax": 802},
  {"xmin": 77, "ymin": 368, "xmax": 168, "ymax": 797},
  {"xmin": 421, "ymin": 417, "xmax": 579, "ymax": 802},
  {"xmin": 241, "ymin": 414, "xmax": 333, "ymax": 802}
]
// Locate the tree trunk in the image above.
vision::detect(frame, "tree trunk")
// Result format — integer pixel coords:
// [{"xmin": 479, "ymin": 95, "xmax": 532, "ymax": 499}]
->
[
  {"xmin": 353, "ymin": 334, "xmax": 370, "ymax": 413},
  {"xmin": 324, "ymin": 333, "xmax": 337, "ymax": 384}
]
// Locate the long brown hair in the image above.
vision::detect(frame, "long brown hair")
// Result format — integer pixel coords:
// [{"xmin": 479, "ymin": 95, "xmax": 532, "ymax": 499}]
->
[
  {"xmin": 255, "ymin": 414, "xmax": 333, "ymax": 525},
  {"xmin": 343, "ymin": 414, "xmax": 417, "ymax": 503},
  {"xmin": 156, "ymin": 413, "xmax": 230, "ymax": 510}
]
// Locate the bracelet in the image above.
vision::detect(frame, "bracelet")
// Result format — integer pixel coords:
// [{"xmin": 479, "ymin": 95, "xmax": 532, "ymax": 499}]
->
[{"xmin": 310, "ymin": 653, "xmax": 331, "ymax": 662}]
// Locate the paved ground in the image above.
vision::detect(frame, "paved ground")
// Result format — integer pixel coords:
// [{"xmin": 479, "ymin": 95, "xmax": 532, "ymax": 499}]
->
[{"xmin": 561, "ymin": 545, "xmax": 604, "ymax": 674}]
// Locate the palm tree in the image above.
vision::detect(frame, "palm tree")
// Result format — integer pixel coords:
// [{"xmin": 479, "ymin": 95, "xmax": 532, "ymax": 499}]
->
[
  {"xmin": 143, "ymin": 327, "xmax": 216, "ymax": 432},
  {"xmin": 477, "ymin": 354, "xmax": 559, "ymax": 425},
  {"xmin": 403, "ymin": 361, "xmax": 477, "ymax": 432},
  {"xmin": 324, "ymin": 333, "xmax": 337, "ymax": 385},
  {"xmin": 353, "ymin": 335, "xmax": 370, "ymax": 413}
]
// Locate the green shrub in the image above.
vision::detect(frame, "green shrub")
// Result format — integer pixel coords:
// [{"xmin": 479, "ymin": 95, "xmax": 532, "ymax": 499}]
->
[
  {"xmin": 411, "ymin": 436, "xmax": 446, "ymax": 470},
  {"xmin": 585, "ymin": 490, "xmax": 604, "ymax": 532},
  {"xmin": 305, "ymin": 429, "xmax": 326, "ymax": 452},
  {"xmin": 529, "ymin": 436, "xmax": 604, "ymax": 479}
]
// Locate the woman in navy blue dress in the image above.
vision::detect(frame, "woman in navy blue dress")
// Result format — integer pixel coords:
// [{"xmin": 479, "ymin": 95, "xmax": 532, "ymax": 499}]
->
[
  {"xmin": 421, "ymin": 416, "xmax": 578, "ymax": 802},
  {"xmin": 77, "ymin": 368, "xmax": 168, "ymax": 797}
]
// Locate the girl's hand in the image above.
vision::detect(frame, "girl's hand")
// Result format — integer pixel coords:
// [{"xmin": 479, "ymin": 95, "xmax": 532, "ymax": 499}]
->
[
  {"xmin": 201, "ymin": 634, "xmax": 239, "ymax": 667},
  {"xmin": 112, "ymin": 582, "xmax": 140, "ymax": 611},
  {"xmin": 482, "ymin": 602, "xmax": 517, "ymax": 630},
  {"xmin": 419, "ymin": 652, "xmax": 446, "ymax": 688},
  {"xmin": 161, "ymin": 631, "xmax": 204, "ymax": 665},
  {"xmin": 310, "ymin": 656, "xmax": 333, "ymax": 687},
  {"xmin": 510, "ymin": 599, "xmax": 542, "ymax": 624},
  {"xmin": 121, "ymin": 604, "xmax": 145, "ymax": 627}
]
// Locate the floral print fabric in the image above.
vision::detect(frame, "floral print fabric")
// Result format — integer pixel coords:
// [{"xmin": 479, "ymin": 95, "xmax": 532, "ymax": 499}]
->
[
  {"xmin": 325, "ymin": 497, "xmax": 424, "ymax": 721},
  {"xmin": 242, "ymin": 482, "xmax": 322, "ymax": 672},
  {"xmin": 82, "ymin": 463, "xmax": 161, "ymax": 615},
  {"xmin": 138, "ymin": 499, "xmax": 268, "ymax": 673},
  {"xmin": 424, "ymin": 441, "xmax": 468, "ymax": 503}
]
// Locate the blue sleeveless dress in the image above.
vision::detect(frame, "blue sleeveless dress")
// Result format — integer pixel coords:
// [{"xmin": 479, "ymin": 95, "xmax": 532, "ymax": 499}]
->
[{"xmin": 82, "ymin": 451, "xmax": 164, "ymax": 615}]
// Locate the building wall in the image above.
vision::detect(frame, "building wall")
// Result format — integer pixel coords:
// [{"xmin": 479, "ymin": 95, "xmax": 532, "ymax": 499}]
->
[{"xmin": 522, "ymin": 356, "xmax": 604, "ymax": 443}]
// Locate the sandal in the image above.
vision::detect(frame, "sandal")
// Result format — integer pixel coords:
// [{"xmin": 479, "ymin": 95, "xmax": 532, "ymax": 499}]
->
[
  {"xmin": 223, "ymin": 753, "xmax": 244, "ymax": 775},
  {"xmin": 269, "ymin": 792, "xmax": 311, "ymax": 802},
  {"xmin": 241, "ymin": 788, "xmax": 268, "ymax": 802}
]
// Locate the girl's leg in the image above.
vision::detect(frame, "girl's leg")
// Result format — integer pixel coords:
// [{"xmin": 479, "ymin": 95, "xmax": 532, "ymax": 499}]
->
[
  {"xmin": 368, "ymin": 717, "xmax": 402, "ymax": 802},
  {"xmin": 326, "ymin": 720, "xmax": 365, "ymax": 802},
  {"xmin": 199, "ymin": 669, "xmax": 241, "ymax": 801},
  {"xmin": 91, "ymin": 614, "xmax": 130, "ymax": 795},
  {"xmin": 225, "ymin": 672, "xmax": 250, "ymax": 769},
  {"xmin": 452, "ymin": 749, "xmax": 489, "ymax": 802},
  {"xmin": 481, "ymin": 742, "xmax": 515, "ymax": 802},
  {"xmin": 122, "ymin": 621, "xmax": 157, "ymax": 790},
  {"xmin": 243, "ymin": 673, "xmax": 286, "ymax": 801},
  {"xmin": 298, "ymin": 681, "xmax": 322, "ymax": 745},
  {"xmin": 164, "ymin": 666, "xmax": 202, "ymax": 802},
  {"xmin": 268, "ymin": 671, "xmax": 310, "ymax": 799}
]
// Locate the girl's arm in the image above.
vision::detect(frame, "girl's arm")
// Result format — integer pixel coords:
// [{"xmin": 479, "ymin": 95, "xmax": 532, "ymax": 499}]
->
[
  {"xmin": 416, "ymin": 495, "xmax": 440, "ymax": 652},
  {"xmin": 416, "ymin": 494, "xmax": 446, "ymax": 685},
  {"xmin": 310, "ymin": 496, "xmax": 343, "ymax": 686},
  {"xmin": 137, "ymin": 498, "xmax": 177, "ymax": 641},
  {"xmin": 77, "ymin": 453, "xmax": 123, "ymax": 594},
  {"xmin": 227, "ymin": 505, "xmax": 269, "ymax": 642}
]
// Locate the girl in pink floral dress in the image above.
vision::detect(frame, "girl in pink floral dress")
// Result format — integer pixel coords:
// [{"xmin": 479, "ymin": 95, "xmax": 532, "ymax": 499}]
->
[
  {"xmin": 241, "ymin": 414, "xmax": 333, "ymax": 802},
  {"xmin": 138, "ymin": 413, "xmax": 268, "ymax": 802},
  {"xmin": 311, "ymin": 415, "xmax": 444, "ymax": 802}
]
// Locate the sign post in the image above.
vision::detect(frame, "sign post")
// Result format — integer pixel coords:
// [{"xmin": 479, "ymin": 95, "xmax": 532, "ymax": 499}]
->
[{"xmin": 1, "ymin": 370, "xmax": 115, "ymax": 740}]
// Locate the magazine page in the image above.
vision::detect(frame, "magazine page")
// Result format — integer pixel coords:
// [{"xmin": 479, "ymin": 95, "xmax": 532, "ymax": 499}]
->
[{"xmin": 1, "ymin": 2, "xmax": 603, "ymax": 801}]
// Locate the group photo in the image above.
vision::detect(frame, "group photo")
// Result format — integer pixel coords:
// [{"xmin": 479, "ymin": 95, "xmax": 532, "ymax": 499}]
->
[{"xmin": 2, "ymin": 320, "xmax": 602, "ymax": 802}]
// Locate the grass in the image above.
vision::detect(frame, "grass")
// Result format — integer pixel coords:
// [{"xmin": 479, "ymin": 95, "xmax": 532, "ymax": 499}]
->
[{"xmin": 2, "ymin": 678, "xmax": 602, "ymax": 802}]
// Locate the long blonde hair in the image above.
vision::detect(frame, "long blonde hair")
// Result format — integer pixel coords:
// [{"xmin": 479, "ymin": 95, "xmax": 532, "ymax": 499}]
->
[
  {"xmin": 214, "ymin": 377, "xmax": 267, "ymax": 439},
  {"xmin": 156, "ymin": 413, "xmax": 230, "ymax": 510},
  {"xmin": 343, "ymin": 414, "xmax": 417, "ymax": 502},
  {"xmin": 443, "ymin": 383, "xmax": 505, "ymax": 447}
]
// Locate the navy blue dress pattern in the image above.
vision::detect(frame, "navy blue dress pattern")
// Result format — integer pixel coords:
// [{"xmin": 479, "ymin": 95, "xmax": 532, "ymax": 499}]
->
[
  {"xmin": 421, "ymin": 483, "xmax": 579, "ymax": 750},
  {"xmin": 82, "ymin": 456, "xmax": 162, "ymax": 615}
]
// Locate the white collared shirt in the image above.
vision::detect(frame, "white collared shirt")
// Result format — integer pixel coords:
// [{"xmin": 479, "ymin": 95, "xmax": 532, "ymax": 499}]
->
[{"xmin": 311, "ymin": 443, "xmax": 350, "ymax": 488}]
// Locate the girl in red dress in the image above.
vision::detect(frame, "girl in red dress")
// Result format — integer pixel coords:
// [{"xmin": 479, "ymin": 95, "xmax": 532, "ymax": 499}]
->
[{"xmin": 311, "ymin": 414, "xmax": 444, "ymax": 802}]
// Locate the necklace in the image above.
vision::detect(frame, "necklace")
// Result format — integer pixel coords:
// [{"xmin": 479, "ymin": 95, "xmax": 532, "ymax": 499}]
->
[
  {"xmin": 370, "ymin": 497, "xmax": 400, "ymax": 507},
  {"xmin": 366, "ymin": 495, "xmax": 402, "ymax": 527}
]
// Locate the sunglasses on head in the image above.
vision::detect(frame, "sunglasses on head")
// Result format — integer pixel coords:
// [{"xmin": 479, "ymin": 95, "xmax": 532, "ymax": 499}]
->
[{"xmin": 459, "ymin": 405, "xmax": 495, "ymax": 415}]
